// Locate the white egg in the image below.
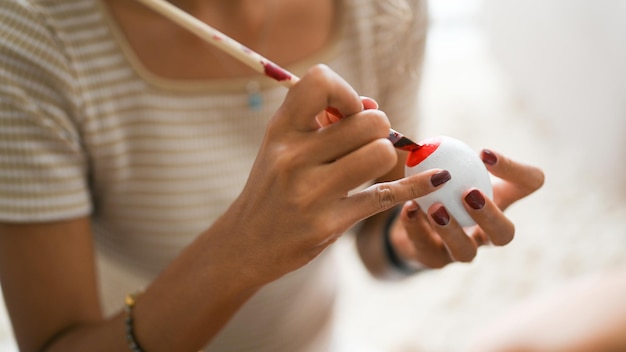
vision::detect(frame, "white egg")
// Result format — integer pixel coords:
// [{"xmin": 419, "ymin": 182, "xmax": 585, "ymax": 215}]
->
[{"xmin": 405, "ymin": 136, "xmax": 493, "ymax": 227}]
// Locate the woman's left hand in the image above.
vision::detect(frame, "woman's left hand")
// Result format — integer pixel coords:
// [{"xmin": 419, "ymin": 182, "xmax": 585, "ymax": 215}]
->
[{"xmin": 389, "ymin": 149, "xmax": 545, "ymax": 268}]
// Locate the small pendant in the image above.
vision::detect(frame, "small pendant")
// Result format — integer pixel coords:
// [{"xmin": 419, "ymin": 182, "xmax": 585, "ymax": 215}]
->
[{"xmin": 247, "ymin": 81, "xmax": 262, "ymax": 110}]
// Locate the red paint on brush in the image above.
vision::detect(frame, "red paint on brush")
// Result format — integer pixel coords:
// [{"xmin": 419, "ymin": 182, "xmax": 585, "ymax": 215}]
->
[
  {"xmin": 406, "ymin": 137, "xmax": 441, "ymax": 167},
  {"xmin": 389, "ymin": 131, "xmax": 421, "ymax": 152},
  {"xmin": 263, "ymin": 62, "xmax": 292, "ymax": 81},
  {"xmin": 396, "ymin": 142, "xmax": 421, "ymax": 152}
]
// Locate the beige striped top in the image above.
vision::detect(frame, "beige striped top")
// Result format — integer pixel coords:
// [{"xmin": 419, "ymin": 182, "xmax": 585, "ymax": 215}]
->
[{"xmin": 0, "ymin": 0, "xmax": 427, "ymax": 350}]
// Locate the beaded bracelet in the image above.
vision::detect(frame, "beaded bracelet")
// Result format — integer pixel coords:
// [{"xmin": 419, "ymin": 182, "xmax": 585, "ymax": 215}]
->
[
  {"xmin": 124, "ymin": 293, "xmax": 145, "ymax": 352},
  {"xmin": 382, "ymin": 207, "xmax": 428, "ymax": 277}
]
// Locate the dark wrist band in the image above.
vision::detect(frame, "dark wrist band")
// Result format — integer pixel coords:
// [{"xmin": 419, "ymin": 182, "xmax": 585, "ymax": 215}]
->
[{"xmin": 382, "ymin": 207, "xmax": 426, "ymax": 276}]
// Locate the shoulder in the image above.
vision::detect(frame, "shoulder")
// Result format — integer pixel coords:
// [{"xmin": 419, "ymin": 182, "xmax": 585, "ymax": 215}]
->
[
  {"xmin": 0, "ymin": 0, "xmax": 99, "ymax": 55},
  {"xmin": 1, "ymin": 1, "xmax": 50, "ymax": 42},
  {"xmin": 0, "ymin": 1, "xmax": 88, "ymax": 109},
  {"xmin": 1, "ymin": 1, "xmax": 68, "ymax": 74},
  {"xmin": 340, "ymin": 0, "xmax": 427, "ymax": 55}
]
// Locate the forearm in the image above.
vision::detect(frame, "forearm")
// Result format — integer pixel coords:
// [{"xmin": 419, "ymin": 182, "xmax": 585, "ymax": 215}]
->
[
  {"xmin": 45, "ymin": 285, "xmax": 256, "ymax": 352},
  {"xmin": 1, "ymin": 216, "xmax": 262, "ymax": 352},
  {"xmin": 47, "ymin": 265, "xmax": 257, "ymax": 352},
  {"xmin": 355, "ymin": 207, "xmax": 397, "ymax": 278},
  {"xmin": 128, "ymin": 218, "xmax": 262, "ymax": 351}
]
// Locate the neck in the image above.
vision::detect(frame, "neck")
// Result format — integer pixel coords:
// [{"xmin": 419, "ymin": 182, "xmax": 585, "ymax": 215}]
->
[
  {"xmin": 103, "ymin": 0, "xmax": 336, "ymax": 80},
  {"xmin": 166, "ymin": 0, "xmax": 277, "ymax": 35}
]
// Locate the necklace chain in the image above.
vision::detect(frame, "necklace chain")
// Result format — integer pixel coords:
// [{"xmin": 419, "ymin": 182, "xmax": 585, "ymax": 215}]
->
[{"xmin": 205, "ymin": 0, "xmax": 277, "ymax": 110}]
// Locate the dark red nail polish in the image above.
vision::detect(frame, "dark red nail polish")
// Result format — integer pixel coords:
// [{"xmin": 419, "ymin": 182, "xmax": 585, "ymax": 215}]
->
[
  {"xmin": 431, "ymin": 206, "xmax": 450, "ymax": 226},
  {"xmin": 481, "ymin": 149, "xmax": 497, "ymax": 165},
  {"xmin": 431, "ymin": 170, "xmax": 451, "ymax": 187},
  {"xmin": 465, "ymin": 189, "xmax": 485, "ymax": 210},
  {"xmin": 406, "ymin": 203, "xmax": 420, "ymax": 220}
]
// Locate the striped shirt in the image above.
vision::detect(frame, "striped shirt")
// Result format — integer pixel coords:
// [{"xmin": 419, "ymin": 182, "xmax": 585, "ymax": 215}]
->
[{"xmin": 0, "ymin": 0, "xmax": 427, "ymax": 350}]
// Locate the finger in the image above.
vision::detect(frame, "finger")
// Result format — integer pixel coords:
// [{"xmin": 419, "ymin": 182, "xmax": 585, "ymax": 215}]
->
[
  {"xmin": 308, "ymin": 109, "xmax": 391, "ymax": 164},
  {"xmin": 361, "ymin": 96, "xmax": 379, "ymax": 110},
  {"xmin": 316, "ymin": 96, "xmax": 378, "ymax": 127},
  {"xmin": 481, "ymin": 149, "xmax": 545, "ymax": 208},
  {"xmin": 428, "ymin": 204, "xmax": 478, "ymax": 263},
  {"xmin": 315, "ymin": 138, "xmax": 397, "ymax": 196},
  {"xmin": 463, "ymin": 188, "xmax": 515, "ymax": 246},
  {"xmin": 400, "ymin": 201, "xmax": 453, "ymax": 268},
  {"xmin": 341, "ymin": 169, "xmax": 452, "ymax": 225},
  {"xmin": 278, "ymin": 64, "xmax": 363, "ymax": 132},
  {"xmin": 469, "ymin": 228, "xmax": 491, "ymax": 247}
]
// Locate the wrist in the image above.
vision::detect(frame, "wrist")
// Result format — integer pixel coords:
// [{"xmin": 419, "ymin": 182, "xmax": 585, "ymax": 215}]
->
[{"xmin": 382, "ymin": 207, "xmax": 428, "ymax": 279}]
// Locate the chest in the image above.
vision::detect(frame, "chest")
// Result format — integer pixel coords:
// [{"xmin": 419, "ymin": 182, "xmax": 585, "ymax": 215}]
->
[{"xmin": 103, "ymin": 0, "xmax": 337, "ymax": 80}]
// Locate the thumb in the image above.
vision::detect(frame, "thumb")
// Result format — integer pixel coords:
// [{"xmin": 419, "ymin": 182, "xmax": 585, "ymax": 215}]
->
[
  {"xmin": 277, "ymin": 64, "xmax": 362, "ymax": 132},
  {"xmin": 340, "ymin": 169, "xmax": 451, "ymax": 228}
]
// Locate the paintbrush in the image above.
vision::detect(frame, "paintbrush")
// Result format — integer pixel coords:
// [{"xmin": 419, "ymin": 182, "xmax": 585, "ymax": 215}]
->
[{"xmin": 134, "ymin": 0, "xmax": 421, "ymax": 151}]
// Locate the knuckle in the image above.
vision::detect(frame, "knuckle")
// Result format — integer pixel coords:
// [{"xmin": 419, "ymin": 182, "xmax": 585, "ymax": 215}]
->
[
  {"xmin": 363, "ymin": 110, "xmax": 391, "ymax": 135},
  {"xmin": 407, "ymin": 178, "xmax": 424, "ymax": 199},
  {"xmin": 272, "ymin": 144, "xmax": 306, "ymax": 171},
  {"xmin": 309, "ymin": 217, "xmax": 344, "ymax": 245},
  {"xmin": 370, "ymin": 139, "xmax": 397, "ymax": 166},
  {"xmin": 374, "ymin": 184, "xmax": 396, "ymax": 210},
  {"xmin": 310, "ymin": 220, "xmax": 333, "ymax": 238},
  {"xmin": 399, "ymin": 172, "xmax": 427, "ymax": 199},
  {"xmin": 306, "ymin": 64, "xmax": 335, "ymax": 84}
]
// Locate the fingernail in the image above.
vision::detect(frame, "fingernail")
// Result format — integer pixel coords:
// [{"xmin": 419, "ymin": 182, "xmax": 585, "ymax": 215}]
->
[
  {"xmin": 406, "ymin": 201, "xmax": 420, "ymax": 220},
  {"xmin": 360, "ymin": 96, "xmax": 379, "ymax": 110},
  {"xmin": 431, "ymin": 206, "xmax": 450, "ymax": 226},
  {"xmin": 431, "ymin": 170, "xmax": 451, "ymax": 187},
  {"xmin": 325, "ymin": 106, "xmax": 344, "ymax": 119},
  {"xmin": 465, "ymin": 189, "xmax": 485, "ymax": 210},
  {"xmin": 481, "ymin": 149, "xmax": 498, "ymax": 165}
]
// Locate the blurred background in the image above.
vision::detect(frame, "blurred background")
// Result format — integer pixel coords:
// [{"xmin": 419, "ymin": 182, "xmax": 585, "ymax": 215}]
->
[
  {"xmin": 1, "ymin": 0, "xmax": 625, "ymax": 350},
  {"xmin": 333, "ymin": 0, "xmax": 626, "ymax": 351}
]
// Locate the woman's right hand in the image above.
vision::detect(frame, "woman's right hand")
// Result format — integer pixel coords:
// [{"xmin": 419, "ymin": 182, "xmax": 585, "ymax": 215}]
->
[
  {"xmin": 216, "ymin": 64, "xmax": 448, "ymax": 284},
  {"xmin": 0, "ymin": 65, "xmax": 448, "ymax": 352}
]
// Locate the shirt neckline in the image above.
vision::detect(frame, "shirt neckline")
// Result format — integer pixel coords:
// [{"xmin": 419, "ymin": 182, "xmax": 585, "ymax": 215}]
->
[{"xmin": 96, "ymin": 0, "xmax": 342, "ymax": 93}]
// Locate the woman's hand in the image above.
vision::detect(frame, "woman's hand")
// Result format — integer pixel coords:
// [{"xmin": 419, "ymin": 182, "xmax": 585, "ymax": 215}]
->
[
  {"xmin": 389, "ymin": 149, "xmax": 545, "ymax": 268},
  {"xmin": 214, "ymin": 65, "xmax": 448, "ymax": 285}
]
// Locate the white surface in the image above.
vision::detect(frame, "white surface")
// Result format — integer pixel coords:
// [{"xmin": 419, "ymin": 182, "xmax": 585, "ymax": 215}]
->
[{"xmin": 2, "ymin": 1, "xmax": 626, "ymax": 351}]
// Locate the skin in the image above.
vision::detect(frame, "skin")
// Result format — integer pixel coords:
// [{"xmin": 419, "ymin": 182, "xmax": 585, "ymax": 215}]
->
[
  {"xmin": 357, "ymin": 150, "xmax": 544, "ymax": 277},
  {"xmin": 0, "ymin": 0, "xmax": 545, "ymax": 351}
]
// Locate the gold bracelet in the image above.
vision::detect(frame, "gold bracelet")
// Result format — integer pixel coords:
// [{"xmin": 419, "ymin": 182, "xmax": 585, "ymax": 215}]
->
[{"xmin": 124, "ymin": 292, "xmax": 145, "ymax": 352}]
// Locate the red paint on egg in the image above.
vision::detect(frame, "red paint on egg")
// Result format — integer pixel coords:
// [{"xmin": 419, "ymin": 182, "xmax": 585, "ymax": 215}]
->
[
  {"xmin": 406, "ymin": 137, "xmax": 441, "ymax": 167},
  {"xmin": 263, "ymin": 61, "xmax": 292, "ymax": 81}
]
